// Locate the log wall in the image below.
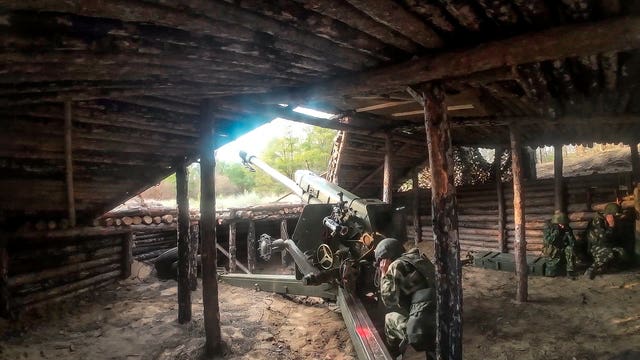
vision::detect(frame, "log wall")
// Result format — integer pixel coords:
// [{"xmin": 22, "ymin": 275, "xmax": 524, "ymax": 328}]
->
[
  {"xmin": 3, "ymin": 228, "xmax": 131, "ymax": 316},
  {"xmin": 399, "ymin": 172, "xmax": 635, "ymax": 255}
]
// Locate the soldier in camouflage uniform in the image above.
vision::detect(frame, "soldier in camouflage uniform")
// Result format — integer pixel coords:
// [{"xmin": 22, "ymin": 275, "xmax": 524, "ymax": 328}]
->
[
  {"xmin": 375, "ymin": 238, "xmax": 436, "ymax": 359},
  {"xmin": 584, "ymin": 203, "xmax": 629, "ymax": 279},
  {"xmin": 542, "ymin": 212, "xmax": 577, "ymax": 277}
]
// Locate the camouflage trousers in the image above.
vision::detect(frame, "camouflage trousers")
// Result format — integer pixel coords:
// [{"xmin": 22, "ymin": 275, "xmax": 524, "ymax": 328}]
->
[
  {"xmin": 545, "ymin": 245, "xmax": 576, "ymax": 274},
  {"xmin": 384, "ymin": 311, "xmax": 407, "ymax": 350},
  {"xmin": 587, "ymin": 244, "xmax": 627, "ymax": 273}
]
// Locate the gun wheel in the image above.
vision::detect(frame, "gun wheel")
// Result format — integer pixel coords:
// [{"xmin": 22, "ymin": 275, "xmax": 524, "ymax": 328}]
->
[{"xmin": 316, "ymin": 244, "xmax": 334, "ymax": 270}]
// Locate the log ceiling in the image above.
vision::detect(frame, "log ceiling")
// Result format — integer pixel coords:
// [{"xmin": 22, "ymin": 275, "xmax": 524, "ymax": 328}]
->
[{"xmin": 1, "ymin": 0, "xmax": 640, "ymax": 224}]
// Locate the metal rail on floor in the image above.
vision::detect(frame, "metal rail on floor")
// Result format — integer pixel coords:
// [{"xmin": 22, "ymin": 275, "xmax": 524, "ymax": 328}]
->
[
  {"xmin": 337, "ymin": 288, "xmax": 394, "ymax": 360},
  {"xmin": 219, "ymin": 273, "xmax": 337, "ymax": 300}
]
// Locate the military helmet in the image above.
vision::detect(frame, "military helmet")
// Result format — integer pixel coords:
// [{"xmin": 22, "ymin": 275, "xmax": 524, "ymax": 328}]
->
[
  {"xmin": 551, "ymin": 212, "xmax": 569, "ymax": 225},
  {"xmin": 374, "ymin": 238, "xmax": 404, "ymax": 263},
  {"xmin": 603, "ymin": 203, "xmax": 620, "ymax": 215}
]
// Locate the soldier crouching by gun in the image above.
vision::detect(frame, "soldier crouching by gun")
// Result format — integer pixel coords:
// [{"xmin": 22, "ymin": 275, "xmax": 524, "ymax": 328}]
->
[
  {"xmin": 375, "ymin": 238, "xmax": 436, "ymax": 360},
  {"xmin": 584, "ymin": 203, "xmax": 630, "ymax": 279},
  {"xmin": 542, "ymin": 212, "xmax": 577, "ymax": 277}
]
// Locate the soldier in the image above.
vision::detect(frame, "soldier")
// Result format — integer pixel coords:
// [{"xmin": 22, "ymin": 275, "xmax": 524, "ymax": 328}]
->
[
  {"xmin": 374, "ymin": 238, "xmax": 436, "ymax": 359},
  {"xmin": 542, "ymin": 212, "xmax": 577, "ymax": 277},
  {"xmin": 584, "ymin": 203, "xmax": 629, "ymax": 279}
]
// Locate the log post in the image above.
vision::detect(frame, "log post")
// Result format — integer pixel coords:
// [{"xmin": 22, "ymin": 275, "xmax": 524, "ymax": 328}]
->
[
  {"xmin": 630, "ymin": 142, "xmax": 640, "ymax": 184},
  {"xmin": 189, "ymin": 223, "xmax": 199, "ymax": 291},
  {"xmin": 247, "ymin": 221, "xmax": 256, "ymax": 273},
  {"xmin": 64, "ymin": 100, "xmax": 76, "ymax": 227},
  {"xmin": 228, "ymin": 222, "xmax": 237, "ymax": 273},
  {"xmin": 280, "ymin": 219, "xmax": 289, "ymax": 266},
  {"xmin": 383, "ymin": 133, "xmax": 393, "ymax": 203},
  {"xmin": 199, "ymin": 100, "xmax": 221, "ymax": 355},
  {"xmin": 510, "ymin": 125, "xmax": 528, "ymax": 303},
  {"xmin": 634, "ymin": 184, "xmax": 640, "ymax": 264},
  {"xmin": 0, "ymin": 237, "xmax": 9, "ymax": 318},
  {"xmin": 422, "ymin": 83, "xmax": 462, "ymax": 360},
  {"xmin": 412, "ymin": 168, "xmax": 422, "ymax": 245},
  {"xmin": 176, "ymin": 159, "xmax": 191, "ymax": 323},
  {"xmin": 121, "ymin": 231, "xmax": 133, "ymax": 279},
  {"xmin": 495, "ymin": 147, "xmax": 507, "ymax": 253},
  {"xmin": 554, "ymin": 144, "xmax": 565, "ymax": 213}
]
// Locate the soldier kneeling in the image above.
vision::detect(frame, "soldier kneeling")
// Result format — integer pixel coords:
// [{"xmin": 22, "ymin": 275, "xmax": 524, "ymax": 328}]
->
[
  {"xmin": 375, "ymin": 238, "xmax": 436, "ymax": 359},
  {"xmin": 542, "ymin": 212, "xmax": 577, "ymax": 277},
  {"xmin": 584, "ymin": 203, "xmax": 630, "ymax": 279}
]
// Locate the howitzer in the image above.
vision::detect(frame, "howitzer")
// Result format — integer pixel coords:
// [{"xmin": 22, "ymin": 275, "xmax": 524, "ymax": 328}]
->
[{"xmin": 239, "ymin": 151, "xmax": 407, "ymax": 292}]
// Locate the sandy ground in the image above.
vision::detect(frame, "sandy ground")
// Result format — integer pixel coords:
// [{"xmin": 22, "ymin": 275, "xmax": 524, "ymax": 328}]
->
[
  {"xmin": 1, "ymin": 257, "xmax": 639, "ymax": 360},
  {"xmin": 537, "ymin": 148, "xmax": 631, "ymax": 179}
]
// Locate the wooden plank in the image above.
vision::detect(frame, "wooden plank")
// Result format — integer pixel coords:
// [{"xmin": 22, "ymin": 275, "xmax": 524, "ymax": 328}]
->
[
  {"xmin": 344, "ymin": 0, "xmax": 443, "ymax": 48},
  {"xmin": 215, "ymin": 243, "xmax": 250, "ymax": 274},
  {"xmin": 355, "ymin": 100, "xmax": 414, "ymax": 112},
  {"xmin": 382, "ymin": 133, "xmax": 393, "ymax": 203},
  {"xmin": 176, "ymin": 159, "xmax": 191, "ymax": 323},
  {"xmin": 64, "ymin": 100, "xmax": 76, "ymax": 227},
  {"xmin": 510, "ymin": 125, "xmax": 528, "ymax": 303},
  {"xmin": 420, "ymin": 83, "xmax": 462, "ymax": 360},
  {"xmin": 263, "ymin": 16, "xmax": 640, "ymax": 104},
  {"xmin": 199, "ymin": 100, "xmax": 221, "ymax": 356}
]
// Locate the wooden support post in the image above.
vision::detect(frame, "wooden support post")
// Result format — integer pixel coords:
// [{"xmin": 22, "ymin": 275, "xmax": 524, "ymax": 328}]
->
[
  {"xmin": 412, "ymin": 168, "xmax": 422, "ymax": 245},
  {"xmin": 630, "ymin": 142, "xmax": 640, "ymax": 184},
  {"xmin": 0, "ymin": 237, "xmax": 10, "ymax": 318},
  {"xmin": 247, "ymin": 221, "xmax": 256, "ymax": 273},
  {"xmin": 510, "ymin": 126, "xmax": 528, "ymax": 303},
  {"xmin": 554, "ymin": 144, "xmax": 565, "ymax": 213},
  {"xmin": 189, "ymin": 223, "xmax": 199, "ymax": 291},
  {"xmin": 422, "ymin": 83, "xmax": 462, "ymax": 360},
  {"xmin": 199, "ymin": 100, "xmax": 221, "ymax": 355},
  {"xmin": 495, "ymin": 147, "xmax": 507, "ymax": 253},
  {"xmin": 64, "ymin": 100, "xmax": 76, "ymax": 227},
  {"xmin": 634, "ymin": 184, "xmax": 640, "ymax": 264},
  {"xmin": 280, "ymin": 219, "xmax": 289, "ymax": 266},
  {"xmin": 228, "ymin": 222, "xmax": 237, "ymax": 273},
  {"xmin": 383, "ymin": 133, "xmax": 393, "ymax": 203},
  {"xmin": 176, "ymin": 159, "xmax": 191, "ymax": 323},
  {"xmin": 121, "ymin": 232, "xmax": 133, "ymax": 279}
]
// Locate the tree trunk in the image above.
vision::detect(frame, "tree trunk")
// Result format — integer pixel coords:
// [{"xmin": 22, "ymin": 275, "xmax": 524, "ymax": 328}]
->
[
  {"xmin": 422, "ymin": 83, "xmax": 462, "ymax": 360},
  {"xmin": 412, "ymin": 168, "xmax": 422, "ymax": 245},
  {"xmin": 247, "ymin": 221, "xmax": 256, "ymax": 274},
  {"xmin": 383, "ymin": 133, "xmax": 393, "ymax": 203},
  {"xmin": 228, "ymin": 222, "xmax": 237, "ymax": 273},
  {"xmin": 495, "ymin": 146, "xmax": 507, "ymax": 253},
  {"xmin": 176, "ymin": 159, "xmax": 191, "ymax": 323},
  {"xmin": 554, "ymin": 144, "xmax": 565, "ymax": 213},
  {"xmin": 510, "ymin": 126, "xmax": 528, "ymax": 303},
  {"xmin": 64, "ymin": 100, "xmax": 76, "ymax": 227},
  {"xmin": 199, "ymin": 100, "xmax": 221, "ymax": 355}
]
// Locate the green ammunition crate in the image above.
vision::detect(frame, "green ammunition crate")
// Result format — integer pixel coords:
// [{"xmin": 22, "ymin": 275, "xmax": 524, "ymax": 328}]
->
[{"xmin": 472, "ymin": 251, "xmax": 549, "ymax": 276}]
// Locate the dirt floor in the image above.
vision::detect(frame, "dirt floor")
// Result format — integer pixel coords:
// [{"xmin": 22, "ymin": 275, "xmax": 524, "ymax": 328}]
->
[
  {"xmin": 537, "ymin": 147, "xmax": 631, "ymax": 179},
  {"xmin": 1, "ymin": 255, "xmax": 639, "ymax": 360}
]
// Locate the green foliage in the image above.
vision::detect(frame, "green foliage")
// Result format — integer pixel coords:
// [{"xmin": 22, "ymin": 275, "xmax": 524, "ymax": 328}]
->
[
  {"xmin": 217, "ymin": 161, "xmax": 256, "ymax": 193},
  {"xmin": 254, "ymin": 126, "xmax": 336, "ymax": 194}
]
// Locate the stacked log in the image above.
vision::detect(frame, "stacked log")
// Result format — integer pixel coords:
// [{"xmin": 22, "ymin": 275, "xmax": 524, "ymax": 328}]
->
[
  {"xmin": 5, "ymin": 228, "xmax": 130, "ymax": 314},
  {"xmin": 131, "ymin": 224, "xmax": 177, "ymax": 261}
]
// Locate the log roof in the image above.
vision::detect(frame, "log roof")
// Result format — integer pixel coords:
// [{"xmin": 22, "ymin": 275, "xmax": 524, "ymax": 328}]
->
[{"xmin": 1, "ymin": 1, "xmax": 640, "ymax": 224}]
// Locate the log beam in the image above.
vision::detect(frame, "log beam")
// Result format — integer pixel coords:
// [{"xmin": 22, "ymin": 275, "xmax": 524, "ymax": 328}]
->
[
  {"xmin": 121, "ymin": 232, "xmax": 133, "ymax": 279},
  {"xmin": 495, "ymin": 147, "xmax": 507, "ymax": 253},
  {"xmin": 176, "ymin": 159, "xmax": 192, "ymax": 323},
  {"xmin": 412, "ymin": 168, "xmax": 422, "ymax": 245},
  {"xmin": 280, "ymin": 220, "xmax": 289, "ymax": 266},
  {"xmin": 228, "ymin": 222, "xmax": 237, "ymax": 273},
  {"xmin": 554, "ymin": 144, "xmax": 565, "ymax": 212},
  {"xmin": 634, "ymin": 184, "xmax": 640, "ymax": 264},
  {"xmin": 509, "ymin": 125, "xmax": 528, "ymax": 303},
  {"xmin": 382, "ymin": 133, "xmax": 393, "ymax": 203},
  {"xmin": 189, "ymin": 223, "xmax": 198, "ymax": 291},
  {"xmin": 419, "ymin": 83, "xmax": 462, "ymax": 360},
  {"xmin": 64, "ymin": 100, "xmax": 76, "ymax": 227},
  {"xmin": 199, "ymin": 100, "xmax": 221, "ymax": 355},
  {"xmin": 0, "ymin": 237, "xmax": 9, "ymax": 318},
  {"xmin": 247, "ymin": 221, "xmax": 256, "ymax": 274},
  {"xmin": 630, "ymin": 142, "xmax": 640, "ymax": 184},
  {"xmin": 262, "ymin": 16, "xmax": 640, "ymax": 104}
]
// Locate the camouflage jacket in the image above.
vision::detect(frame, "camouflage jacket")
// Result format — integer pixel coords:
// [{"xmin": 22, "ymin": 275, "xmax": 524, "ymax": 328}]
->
[
  {"xmin": 380, "ymin": 248, "xmax": 435, "ymax": 312},
  {"xmin": 586, "ymin": 213, "xmax": 618, "ymax": 248},
  {"xmin": 542, "ymin": 223, "xmax": 576, "ymax": 256}
]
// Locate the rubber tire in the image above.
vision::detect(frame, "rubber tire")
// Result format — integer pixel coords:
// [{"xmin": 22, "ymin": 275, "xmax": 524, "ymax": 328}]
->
[{"xmin": 154, "ymin": 247, "xmax": 179, "ymax": 279}]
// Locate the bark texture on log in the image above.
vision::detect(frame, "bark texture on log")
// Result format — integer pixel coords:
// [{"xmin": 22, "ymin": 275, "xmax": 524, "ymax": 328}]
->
[
  {"xmin": 189, "ymin": 223, "xmax": 199, "ymax": 291},
  {"xmin": 412, "ymin": 169, "xmax": 422, "ymax": 245},
  {"xmin": 630, "ymin": 142, "xmax": 640, "ymax": 184},
  {"xmin": 176, "ymin": 160, "xmax": 191, "ymax": 323},
  {"xmin": 280, "ymin": 219, "xmax": 289, "ymax": 266},
  {"xmin": 422, "ymin": 83, "xmax": 462, "ymax": 360},
  {"xmin": 510, "ymin": 126, "xmax": 528, "ymax": 303},
  {"xmin": 228, "ymin": 222, "xmax": 237, "ymax": 273},
  {"xmin": 554, "ymin": 144, "xmax": 565, "ymax": 212},
  {"xmin": 64, "ymin": 100, "xmax": 76, "ymax": 227},
  {"xmin": 383, "ymin": 133, "xmax": 393, "ymax": 203},
  {"xmin": 247, "ymin": 221, "xmax": 256, "ymax": 274},
  {"xmin": 495, "ymin": 147, "xmax": 507, "ymax": 253},
  {"xmin": 199, "ymin": 100, "xmax": 221, "ymax": 355}
]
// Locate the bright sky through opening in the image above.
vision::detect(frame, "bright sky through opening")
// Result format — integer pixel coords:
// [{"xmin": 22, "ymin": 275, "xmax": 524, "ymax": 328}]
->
[{"xmin": 215, "ymin": 106, "xmax": 335, "ymax": 162}]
